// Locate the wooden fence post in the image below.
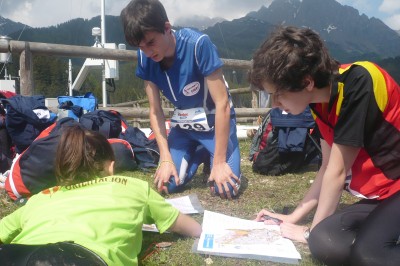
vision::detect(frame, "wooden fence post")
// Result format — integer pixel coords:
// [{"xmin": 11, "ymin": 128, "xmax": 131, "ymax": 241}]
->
[{"xmin": 19, "ymin": 42, "xmax": 34, "ymax": 96}]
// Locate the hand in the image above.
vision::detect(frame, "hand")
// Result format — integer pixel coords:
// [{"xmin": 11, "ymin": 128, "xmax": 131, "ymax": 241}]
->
[
  {"xmin": 255, "ymin": 209, "xmax": 309, "ymax": 243},
  {"xmin": 280, "ymin": 223, "xmax": 309, "ymax": 243},
  {"xmin": 154, "ymin": 160, "xmax": 179, "ymax": 194},
  {"xmin": 208, "ymin": 162, "xmax": 240, "ymax": 199},
  {"xmin": 255, "ymin": 209, "xmax": 293, "ymax": 224}
]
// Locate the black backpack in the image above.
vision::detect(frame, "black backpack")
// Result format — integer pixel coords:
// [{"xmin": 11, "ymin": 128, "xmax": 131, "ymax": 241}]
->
[
  {"xmin": 80, "ymin": 110, "xmax": 159, "ymax": 170},
  {"xmin": 249, "ymin": 107, "xmax": 321, "ymax": 176}
]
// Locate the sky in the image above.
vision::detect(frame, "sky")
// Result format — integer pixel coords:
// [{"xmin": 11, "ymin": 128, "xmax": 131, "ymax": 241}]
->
[{"xmin": 0, "ymin": 0, "xmax": 400, "ymax": 31}]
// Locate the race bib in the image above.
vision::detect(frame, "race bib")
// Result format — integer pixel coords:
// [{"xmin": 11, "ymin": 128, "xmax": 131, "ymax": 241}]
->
[{"xmin": 170, "ymin": 107, "xmax": 213, "ymax": 131}]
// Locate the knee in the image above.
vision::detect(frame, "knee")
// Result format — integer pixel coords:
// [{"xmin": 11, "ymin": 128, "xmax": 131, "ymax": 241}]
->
[{"xmin": 308, "ymin": 226, "xmax": 349, "ymax": 266}]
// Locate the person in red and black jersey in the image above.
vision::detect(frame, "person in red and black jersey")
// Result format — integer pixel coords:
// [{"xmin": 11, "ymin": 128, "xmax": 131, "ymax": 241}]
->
[{"xmin": 249, "ymin": 26, "xmax": 400, "ymax": 266}]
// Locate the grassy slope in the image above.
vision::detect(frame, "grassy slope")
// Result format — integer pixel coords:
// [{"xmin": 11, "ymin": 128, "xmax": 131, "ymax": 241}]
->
[{"xmin": 0, "ymin": 138, "xmax": 357, "ymax": 266}]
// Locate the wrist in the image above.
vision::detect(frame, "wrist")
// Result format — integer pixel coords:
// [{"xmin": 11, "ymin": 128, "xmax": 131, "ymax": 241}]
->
[{"xmin": 303, "ymin": 227, "xmax": 310, "ymax": 242}]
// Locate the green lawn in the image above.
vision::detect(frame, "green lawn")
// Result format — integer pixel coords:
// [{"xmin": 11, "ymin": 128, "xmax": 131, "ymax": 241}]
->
[{"xmin": 0, "ymin": 138, "xmax": 356, "ymax": 265}]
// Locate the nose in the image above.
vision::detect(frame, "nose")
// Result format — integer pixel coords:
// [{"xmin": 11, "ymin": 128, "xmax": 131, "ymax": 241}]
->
[
  {"xmin": 271, "ymin": 94, "xmax": 282, "ymax": 108},
  {"xmin": 140, "ymin": 46, "xmax": 153, "ymax": 57}
]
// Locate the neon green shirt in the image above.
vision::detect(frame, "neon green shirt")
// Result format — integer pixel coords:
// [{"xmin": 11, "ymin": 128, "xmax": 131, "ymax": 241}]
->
[{"xmin": 0, "ymin": 176, "xmax": 179, "ymax": 265}]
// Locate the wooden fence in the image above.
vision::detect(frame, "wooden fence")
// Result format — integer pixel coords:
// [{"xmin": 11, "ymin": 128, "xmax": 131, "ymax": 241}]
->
[{"xmin": 0, "ymin": 40, "xmax": 267, "ymax": 126}]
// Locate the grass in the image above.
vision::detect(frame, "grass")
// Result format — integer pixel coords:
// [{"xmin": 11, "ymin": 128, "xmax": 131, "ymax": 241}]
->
[{"xmin": 0, "ymin": 138, "xmax": 357, "ymax": 266}]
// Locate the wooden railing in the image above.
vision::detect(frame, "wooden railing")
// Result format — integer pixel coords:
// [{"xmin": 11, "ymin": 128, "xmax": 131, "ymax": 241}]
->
[{"xmin": 0, "ymin": 40, "xmax": 266, "ymax": 126}]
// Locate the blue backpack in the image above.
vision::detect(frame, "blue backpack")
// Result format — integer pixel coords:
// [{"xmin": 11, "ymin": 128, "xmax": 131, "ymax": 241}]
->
[{"xmin": 57, "ymin": 92, "xmax": 97, "ymax": 120}]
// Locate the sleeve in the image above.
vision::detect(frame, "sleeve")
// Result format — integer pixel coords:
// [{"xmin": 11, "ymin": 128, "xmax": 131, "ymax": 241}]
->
[
  {"xmin": 333, "ymin": 66, "xmax": 374, "ymax": 147},
  {"xmin": 0, "ymin": 207, "xmax": 24, "ymax": 244},
  {"xmin": 144, "ymin": 187, "xmax": 179, "ymax": 234},
  {"xmin": 195, "ymin": 35, "xmax": 223, "ymax": 77}
]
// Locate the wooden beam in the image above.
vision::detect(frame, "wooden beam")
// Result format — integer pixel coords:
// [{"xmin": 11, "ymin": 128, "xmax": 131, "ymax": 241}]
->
[{"xmin": 19, "ymin": 43, "xmax": 34, "ymax": 96}]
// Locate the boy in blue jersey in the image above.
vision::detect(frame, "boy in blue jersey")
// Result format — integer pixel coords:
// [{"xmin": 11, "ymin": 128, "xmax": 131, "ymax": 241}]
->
[{"xmin": 121, "ymin": 0, "xmax": 241, "ymax": 199}]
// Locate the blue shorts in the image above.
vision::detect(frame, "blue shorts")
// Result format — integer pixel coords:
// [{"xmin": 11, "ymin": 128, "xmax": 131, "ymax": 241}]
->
[{"xmin": 166, "ymin": 117, "xmax": 241, "ymax": 197}]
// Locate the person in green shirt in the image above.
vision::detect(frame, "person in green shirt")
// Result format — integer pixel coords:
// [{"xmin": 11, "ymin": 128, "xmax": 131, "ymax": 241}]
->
[{"xmin": 0, "ymin": 125, "xmax": 202, "ymax": 265}]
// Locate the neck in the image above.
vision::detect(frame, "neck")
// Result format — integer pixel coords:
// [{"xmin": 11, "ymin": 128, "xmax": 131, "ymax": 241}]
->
[
  {"xmin": 313, "ymin": 85, "xmax": 332, "ymax": 103},
  {"xmin": 161, "ymin": 31, "xmax": 176, "ymax": 70}
]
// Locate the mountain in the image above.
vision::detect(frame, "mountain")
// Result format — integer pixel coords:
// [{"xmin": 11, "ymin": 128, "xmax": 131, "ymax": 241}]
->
[
  {"xmin": 174, "ymin": 15, "xmax": 226, "ymax": 31},
  {"xmin": 0, "ymin": 16, "xmax": 30, "ymax": 36},
  {"xmin": 204, "ymin": 17, "xmax": 275, "ymax": 60},
  {"xmin": 244, "ymin": 0, "xmax": 400, "ymax": 61},
  {"xmin": 6, "ymin": 16, "xmax": 126, "ymax": 48},
  {"xmin": 4, "ymin": 0, "xmax": 400, "ymax": 62}
]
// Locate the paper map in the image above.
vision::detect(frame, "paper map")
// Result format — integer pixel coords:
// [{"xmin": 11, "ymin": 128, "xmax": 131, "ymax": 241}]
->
[
  {"xmin": 193, "ymin": 210, "xmax": 301, "ymax": 264},
  {"xmin": 143, "ymin": 194, "xmax": 203, "ymax": 232}
]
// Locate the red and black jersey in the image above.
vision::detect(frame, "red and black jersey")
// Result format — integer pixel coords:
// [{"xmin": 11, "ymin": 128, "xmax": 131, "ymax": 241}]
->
[{"xmin": 311, "ymin": 61, "xmax": 400, "ymax": 200}]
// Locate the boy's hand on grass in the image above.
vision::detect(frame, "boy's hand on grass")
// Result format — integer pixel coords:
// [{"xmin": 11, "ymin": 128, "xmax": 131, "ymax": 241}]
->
[{"xmin": 208, "ymin": 162, "xmax": 240, "ymax": 199}]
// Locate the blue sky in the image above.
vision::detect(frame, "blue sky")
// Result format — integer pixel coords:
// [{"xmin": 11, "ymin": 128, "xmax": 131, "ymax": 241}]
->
[{"xmin": 1, "ymin": 0, "xmax": 399, "ymax": 30}]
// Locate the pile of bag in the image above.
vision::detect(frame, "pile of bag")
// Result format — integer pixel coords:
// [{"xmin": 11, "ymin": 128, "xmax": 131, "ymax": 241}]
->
[{"xmin": 0, "ymin": 93, "xmax": 160, "ymax": 201}]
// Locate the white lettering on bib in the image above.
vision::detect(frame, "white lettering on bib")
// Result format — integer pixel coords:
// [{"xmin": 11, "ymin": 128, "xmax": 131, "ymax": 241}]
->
[{"xmin": 170, "ymin": 107, "xmax": 213, "ymax": 131}]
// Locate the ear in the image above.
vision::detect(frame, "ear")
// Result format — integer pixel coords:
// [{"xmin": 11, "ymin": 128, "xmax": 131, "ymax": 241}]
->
[
  {"xmin": 303, "ymin": 76, "xmax": 315, "ymax": 92},
  {"xmin": 107, "ymin": 161, "xmax": 115, "ymax": 176},
  {"xmin": 164, "ymin": 22, "xmax": 172, "ymax": 33}
]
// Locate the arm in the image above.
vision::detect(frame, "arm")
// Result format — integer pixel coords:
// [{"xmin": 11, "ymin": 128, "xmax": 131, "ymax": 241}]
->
[
  {"xmin": 168, "ymin": 213, "xmax": 202, "ymax": 237},
  {"xmin": 256, "ymin": 139, "xmax": 331, "ymax": 224},
  {"xmin": 145, "ymin": 81, "xmax": 179, "ymax": 192},
  {"xmin": 259, "ymin": 140, "xmax": 360, "ymax": 243},
  {"xmin": 311, "ymin": 143, "xmax": 359, "ymax": 227},
  {"xmin": 206, "ymin": 68, "xmax": 239, "ymax": 199}
]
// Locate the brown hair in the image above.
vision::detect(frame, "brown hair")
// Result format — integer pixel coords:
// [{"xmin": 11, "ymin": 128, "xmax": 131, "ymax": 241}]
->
[
  {"xmin": 249, "ymin": 26, "xmax": 339, "ymax": 92},
  {"xmin": 120, "ymin": 0, "xmax": 169, "ymax": 47},
  {"xmin": 55, "ymin": 125, "xmax": 115, "ymax": 186}
]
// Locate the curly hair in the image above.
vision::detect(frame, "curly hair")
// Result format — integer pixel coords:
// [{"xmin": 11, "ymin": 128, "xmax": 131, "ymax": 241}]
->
[{"xmin": 249, "ymin": 26, "xmax": 339, "ymax": 92}]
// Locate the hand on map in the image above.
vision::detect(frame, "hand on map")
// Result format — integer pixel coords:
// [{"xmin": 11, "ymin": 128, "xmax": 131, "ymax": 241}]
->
[
  {"xmin": 280, "ymin": 223, "xmax": 309, "ymax": 243},
  {"xmin": 154, "ymin": 160, "xmax": 179, "ymax": 194},
  {"xmin": 256, "ymin": 209, "xmax": 309, "ymax": 243},
  {"xmin": 208, "ymin": 162, "xmax": 240, "ymax": 199},
  {"xmin": 256, "ymin": 209, "xmax": 288, "ymax": 224}
]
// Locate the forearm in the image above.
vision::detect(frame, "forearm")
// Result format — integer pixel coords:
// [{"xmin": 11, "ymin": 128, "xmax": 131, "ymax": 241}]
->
[
  {"xmin": 290, "ymin": 165, "xmax": 325, "ymax": 223},
  {"xmin": 213, "ymin": 103, "xmax": 230, "ymax": 164},
  {"xmin": 311, "ymin": 143, "xmax": 358, "ymax": 228},
  {"xmin": 311, "ymin": 168, "xmax": 346, "ymax": 228},
  {"xmin": 168, "ymin": 213, "xmax": 202, "ymax": 237},
  {"xmin": 149, "ymin": 108, "xmax": 171, "ymax": 160}
]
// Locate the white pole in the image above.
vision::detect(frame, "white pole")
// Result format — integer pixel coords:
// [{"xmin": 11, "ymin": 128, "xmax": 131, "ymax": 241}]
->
[
  {"xmin": 68, "ymin": 59, "xmax": 73, "ymax": 96},
  {"xmin": 101, "ymin": 0, "xmax": 107, "ymax": 107}
]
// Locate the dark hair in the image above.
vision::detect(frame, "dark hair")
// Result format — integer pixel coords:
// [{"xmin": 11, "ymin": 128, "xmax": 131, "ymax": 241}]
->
[
  {"xmin": 55, "ymin": 125, "xmax": 115, "ymax": 186},
  {"xmin": 249, "ymin": 26, "xmax": 339, "ymax": 92},
  {"xmin": 120, "ymin": 0, "xmax": 169, "ymax": 47}
]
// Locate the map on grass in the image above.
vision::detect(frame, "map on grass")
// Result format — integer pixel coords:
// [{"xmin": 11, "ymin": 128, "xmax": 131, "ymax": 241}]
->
[
  {"xmin": 193, "ymin": 210, "xmax": 301, "ymax": 264},
  {"xmin": 143, "ymin": 194, "xmax": 203, "ymax": 232}
]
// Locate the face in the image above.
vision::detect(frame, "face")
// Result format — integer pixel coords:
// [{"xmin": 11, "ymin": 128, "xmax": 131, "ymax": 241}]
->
[
  {"xmin": 262, "ymin": 82, "xmax": 312, "ymax": 115},
  {"xmin": 138, "ymin": 23, "xmax": 174, "ymax": 62}
]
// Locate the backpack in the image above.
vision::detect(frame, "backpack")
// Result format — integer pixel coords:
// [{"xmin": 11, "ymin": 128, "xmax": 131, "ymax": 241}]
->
[
  {"xmin": 79, "ymin": 110, "xmax": 123, "ymax": 138},
  {"xmin": 4, "ymin": 118, "xmax": 136, "ymax": 201},
  {"xmin": 79, "ymin": 110, "xmax": 159, "ymax": 169},
  {"xmin": 0, "ymin": 91, "xmax": 17, "ymax": 173},
  {"xmin": 1, "ymin": 95, "xmax": 57, "ymax": 153},
  {"xmin": 249, "ymin": 107, "xmax": 321, "ymax": 176},
  {"xmin": 57, "ymin": 92, "xmax": 97, "ymax": 120}
]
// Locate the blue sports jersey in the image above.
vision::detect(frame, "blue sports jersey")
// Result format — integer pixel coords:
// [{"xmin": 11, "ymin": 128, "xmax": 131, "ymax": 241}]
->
[{"xmin": 136, "ymin": 28, "xmax": 235, "ymax": 127}]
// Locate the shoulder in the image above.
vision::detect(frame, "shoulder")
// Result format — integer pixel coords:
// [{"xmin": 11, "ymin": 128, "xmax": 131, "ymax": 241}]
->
[
  {"xmin": 176, "ymin": 28, "xmax": 211, "ymax": 45},
  {"xmin": 339, "ymin": 61, "xmax": 384, "ymax": 81}
]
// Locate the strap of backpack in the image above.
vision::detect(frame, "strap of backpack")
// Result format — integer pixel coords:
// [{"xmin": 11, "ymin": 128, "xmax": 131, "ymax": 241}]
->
[{"xmin": 98, "ymin": 121, "xmax": 111, "ymax": 138}]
